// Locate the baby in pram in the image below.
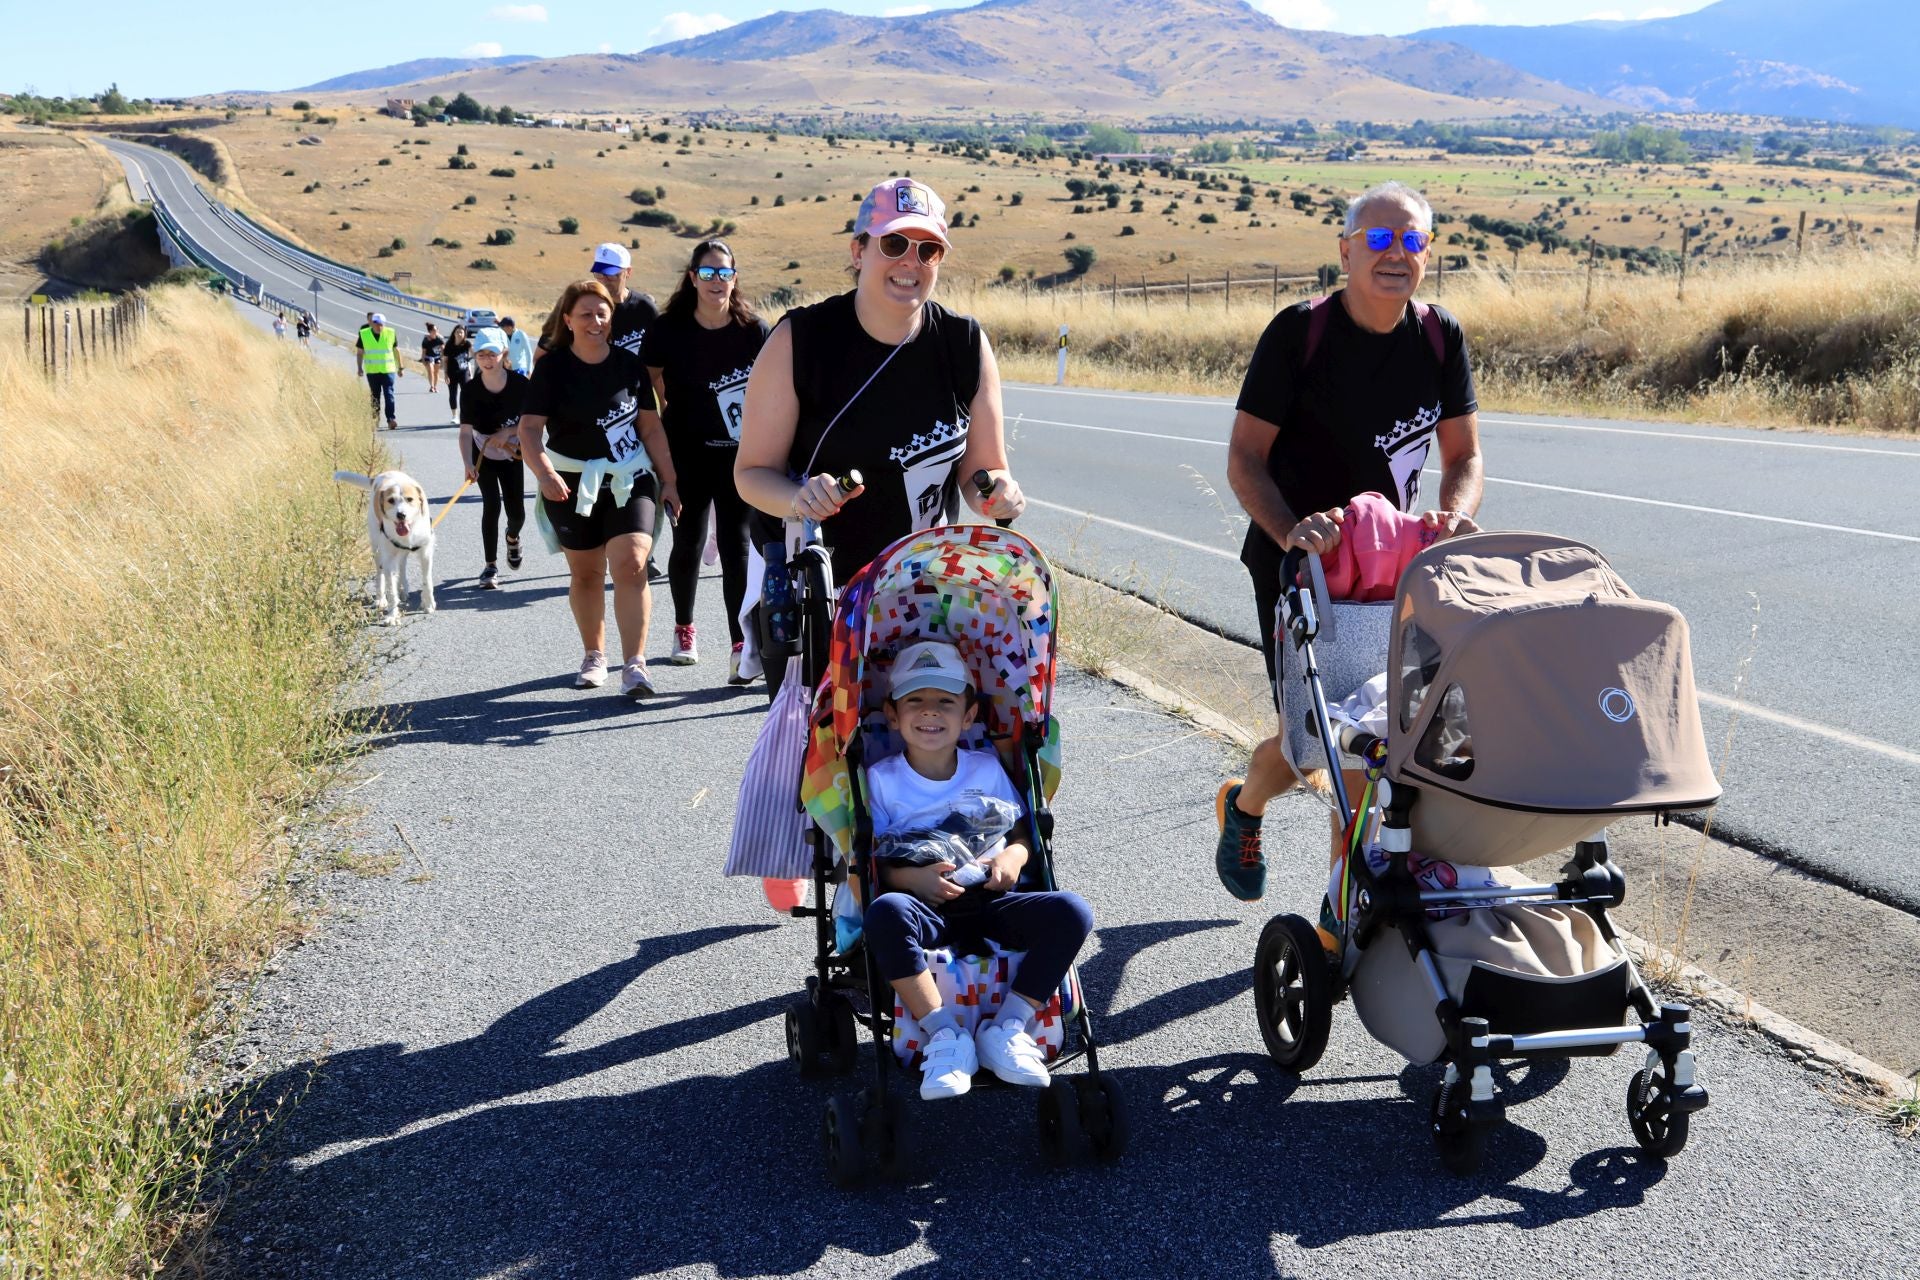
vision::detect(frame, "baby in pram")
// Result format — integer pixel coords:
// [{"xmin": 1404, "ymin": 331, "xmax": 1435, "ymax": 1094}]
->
[{"xmin": 862, "ymin": 640, "xmax": 1095, "ymax": 1101}]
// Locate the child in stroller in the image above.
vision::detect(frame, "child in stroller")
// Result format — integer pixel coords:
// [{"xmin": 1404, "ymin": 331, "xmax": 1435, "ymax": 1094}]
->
[
  {"xmin": 1252, "ymin": 530, "xmax": 1722, "ymax": 1174},
  {"xmin": 864, "ymin": 640, "xmax": 1094, "ymax": 1101},
  {"xmin": 776, "ymin": 523, "xmax": 1125, "ymax": 1184}
]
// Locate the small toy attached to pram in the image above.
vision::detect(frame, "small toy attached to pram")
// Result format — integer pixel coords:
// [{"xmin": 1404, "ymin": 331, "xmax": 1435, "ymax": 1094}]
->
[
  {"xmin": 779, "ymin": 522, "xmax": 1124, "ymax": 1185},
  {"xmin": 1256, "ymin": 531, "xmax": 1722, "ymax": 1174}
]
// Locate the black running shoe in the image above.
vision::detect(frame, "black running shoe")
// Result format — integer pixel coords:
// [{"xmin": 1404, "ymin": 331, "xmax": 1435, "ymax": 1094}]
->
[
  {"xmin": 478, "ymin": 564, "xmax": 500, "ymax": 590},
  {"xmin": 505, "ymin": 536, "xmax": 522, "ymax": 570}
]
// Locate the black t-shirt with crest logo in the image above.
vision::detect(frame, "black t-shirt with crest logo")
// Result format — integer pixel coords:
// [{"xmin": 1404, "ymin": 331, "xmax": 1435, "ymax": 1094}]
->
[{"xmin": 522, "ymin": 345, "xmax": 657, "ymax": 464}]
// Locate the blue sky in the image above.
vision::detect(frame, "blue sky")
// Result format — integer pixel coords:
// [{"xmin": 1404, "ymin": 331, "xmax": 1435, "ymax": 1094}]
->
[{"xmin": 5, "ymin": 0, "xmax": 1716, "ymax": 100}]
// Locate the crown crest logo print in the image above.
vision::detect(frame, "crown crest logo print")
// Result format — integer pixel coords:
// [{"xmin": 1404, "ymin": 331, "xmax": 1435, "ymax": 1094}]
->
[{"xmin": 1375, "ymin": 402, "xmax": 1441, "ymax": 453}]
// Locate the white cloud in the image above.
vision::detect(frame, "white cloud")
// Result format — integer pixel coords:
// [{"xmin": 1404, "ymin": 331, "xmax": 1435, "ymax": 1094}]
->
[
  {"xmin": 462, "ymin": 41, "xmax": 505, "ymax": 57},
  {"xmin": 486, "ymin": 4, "xmax": 548, "ymax": 21},
  {"xmin": 1638, "ymin": 6, "xmax": 1680, "ymax": 15},
  {"xmin": 1426, "ymin": 0, "xmax": 1487, "ymax": 21},
  {"xmin": 598, "ymin": 41, "xmax": 615, "ymax": 53},
  {"xmin": 1250, "ymin": 0, "xmax": 1336, "ymax": 29},
  {"xmin": 883, "ymin": 4, "xmax": 933, "ymax": 14},
  {"xmin": 649, "ymin": 12, "xmax": 737, "ymax": 43}
]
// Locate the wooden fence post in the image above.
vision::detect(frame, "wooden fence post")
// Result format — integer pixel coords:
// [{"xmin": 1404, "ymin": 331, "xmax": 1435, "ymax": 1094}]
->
[
  {"xmin": 1185, "ymin": 273, "xmax": 1191, "ymax": 308},
  {"xmin": 1796, "ymin": 210, "xmax": 1807, "ymax": 260},
  {"xmin": 1679, "ymin": 225, "xmax": 1690, "ymax": 301},
  {"xmin": 1584, "ymin": 239, "xmax": 1597, "ymax": 315},
  {"xmin": 63, "ymin": 309, "xmax": 72, "ymax": 382},
  {"xmin": 1271, "ymin": 265, "xmax": 1278, "ymax": 310},
  {"xmin": 1224, "ymin": 266, "xmax": 1232, "ymax": 312}
]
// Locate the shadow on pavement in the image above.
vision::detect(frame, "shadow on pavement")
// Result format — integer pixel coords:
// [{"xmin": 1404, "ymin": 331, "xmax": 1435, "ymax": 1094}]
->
[{"xmin": 351, "ymin": 678, "xmax": 763, "ymax": 750}]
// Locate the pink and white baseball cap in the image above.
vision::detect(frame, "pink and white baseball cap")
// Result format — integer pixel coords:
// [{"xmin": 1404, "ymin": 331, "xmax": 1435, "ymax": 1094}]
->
[{"xmin": 854, "ymin": 177, "xmax": 950, "ymax": 247}]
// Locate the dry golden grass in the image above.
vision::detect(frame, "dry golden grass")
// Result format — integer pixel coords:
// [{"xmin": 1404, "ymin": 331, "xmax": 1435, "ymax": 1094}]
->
[
  {"xmin": 201, "ymin": 110, "xmax": 1919, "ymax": 320},
  {"xmin": 0, "ymin": 130, "xmax": 125, "ymax": 287},
  {"xmin": 0, "ymin": 287, "xmax": 374, "ymax": 1276}
]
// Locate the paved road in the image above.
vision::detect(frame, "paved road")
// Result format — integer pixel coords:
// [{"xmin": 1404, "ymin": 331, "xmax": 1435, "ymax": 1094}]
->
[
  {"xmin": 111, "ymin": 134, "xmax": 1920, "ymax": 909},
  {"xmin": 1004, "ymin": 384, "xmax": 1920, "ymax": 911},
  {"xmin": 211, "ymin": 308, "xmax": 1919, "ymax": 1279}
]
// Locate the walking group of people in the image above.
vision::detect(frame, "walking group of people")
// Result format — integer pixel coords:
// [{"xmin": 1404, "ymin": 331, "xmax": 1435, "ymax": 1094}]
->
[{"xmin": 352, "ymin": 174, "xmax": 1487, "ymax": 1104}]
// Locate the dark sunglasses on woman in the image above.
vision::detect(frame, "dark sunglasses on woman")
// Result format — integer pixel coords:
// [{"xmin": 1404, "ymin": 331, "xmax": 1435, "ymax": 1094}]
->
[
  {"xmin": 875, "ymin": 233, "xmax": 947, "ymax": 265},
  {"xmin": 695, "ymin": 265, "xmax": 737, "ymax": 281},
  {"xmin": 1349, "ymin": 227, "xmax": 1433, "ymax": 254}
]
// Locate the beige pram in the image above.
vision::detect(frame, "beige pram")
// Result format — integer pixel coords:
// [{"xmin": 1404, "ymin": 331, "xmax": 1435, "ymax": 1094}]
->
[{"xmin": 1255, "ymin": 531, "xmax": 1721, "ymax": 1174}]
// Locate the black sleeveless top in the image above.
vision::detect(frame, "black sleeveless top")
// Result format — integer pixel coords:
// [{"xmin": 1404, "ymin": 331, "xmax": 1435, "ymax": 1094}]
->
[{"xmin": 773, "ymin": 292, "xmax": 982, "ymax": 583}]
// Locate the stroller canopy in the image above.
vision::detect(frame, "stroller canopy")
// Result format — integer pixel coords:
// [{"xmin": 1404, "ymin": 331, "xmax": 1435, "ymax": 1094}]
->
[
  {"xmin": 801, "ymin": 524, "xmax": 1061, "ymax": 858},
  {"xmin": 1387, "ymin": 531, "xmax": 1721, "ymax": 819}
]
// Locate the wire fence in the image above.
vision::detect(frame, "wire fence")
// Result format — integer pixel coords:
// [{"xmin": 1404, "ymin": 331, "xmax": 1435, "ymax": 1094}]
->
[{"xmin": 21, "ymin": 297, "xmax": 149, "ymax": 381}]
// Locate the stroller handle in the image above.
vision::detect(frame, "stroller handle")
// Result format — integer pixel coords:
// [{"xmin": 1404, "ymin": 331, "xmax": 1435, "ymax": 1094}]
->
[
  {"xmin": 837, "ymin": 470, "xmax": 863, "ymax": 494},
  {"xmin": 971, "ymin": 468, "xmax": 1013, "ymax": 529}
]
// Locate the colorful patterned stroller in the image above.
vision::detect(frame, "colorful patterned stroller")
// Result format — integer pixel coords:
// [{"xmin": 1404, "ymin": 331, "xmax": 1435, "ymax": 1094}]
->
[
  {"xmin": 780, "ymin": 523, "xmax": 1125, "ymax": 1184},
  {"xmin": 1257, "ymin": 532, "xmax": 1721, "ymax": 1174}
]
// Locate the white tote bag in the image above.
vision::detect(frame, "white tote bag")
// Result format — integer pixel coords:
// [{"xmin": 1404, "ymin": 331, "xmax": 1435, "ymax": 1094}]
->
[{"xmin": 723, "ymin": 657, "xmax": 814, "ymax": 880}]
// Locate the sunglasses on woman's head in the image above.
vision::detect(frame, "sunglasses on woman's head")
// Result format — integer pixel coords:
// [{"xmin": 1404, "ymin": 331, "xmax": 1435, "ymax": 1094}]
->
[
  {"xmin": 1349, "ymin": 227, "xmax": 1432, "ymax": 254},
  {"xmin": 875, "ymin": 233, "xmax": 946, "ymax": 265},
  {"xmin": 694, "ymin": 265, "xmax": 737, "ymax": 281}
]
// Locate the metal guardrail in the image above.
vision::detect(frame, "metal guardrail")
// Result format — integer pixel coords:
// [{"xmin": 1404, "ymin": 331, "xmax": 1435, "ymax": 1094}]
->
[{"xmin": 217, "ymin": 205, "xmax": 466, "ymax": 323}]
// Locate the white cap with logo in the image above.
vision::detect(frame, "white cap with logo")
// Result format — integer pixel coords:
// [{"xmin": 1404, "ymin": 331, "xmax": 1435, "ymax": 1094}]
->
[
  {"xmin": 888, "ymin": 640, "xmax": 973, "ymax": 699},
  {"xmin": 591, "ymin": 242, "xmax": 632, "ymax": 275}
]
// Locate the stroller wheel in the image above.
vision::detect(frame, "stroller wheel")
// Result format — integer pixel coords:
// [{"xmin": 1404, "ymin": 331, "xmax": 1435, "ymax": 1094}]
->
[
  {"xmin": 821, "ymin": 1093, "xmax": 867, "ymax": 1188},
  {"xmin": 826, "ymin": 994, "xmax": 859, "ymax": 1076},
  {"xmin": 1036, "ymin": 1077, "xmax": 1087, "ymax": 1167},
  {"xmin": 1076, "ymin": 1074, "xmax": 1130, "ymax": 1163},
  {"xmin": 1429, "ymin": 1079, "xmax": 1490, "ymax": 1176},
  {"xmin": 786, "ymin": 998, "xmax": 827, "ymax": 1077},
  {"xmin": 860, "ymin": 1087, "xmax": 913, "ymax": 1181},
  {"xmin": 1626, "ymin": 1066, "xmax": 1691, "ymax": 1159},
  {"xmin": 1253, "ymin": 914, "xmax": 1333, "ymax": 1073}
]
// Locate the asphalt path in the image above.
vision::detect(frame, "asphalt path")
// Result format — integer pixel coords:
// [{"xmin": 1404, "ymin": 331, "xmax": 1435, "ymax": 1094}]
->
[
  {"xmin": 107, "ymin": 134, "xmax": 1920, "ymax": 909},
  {"xmin": 211, "ymin": 307, "xmax": 1919, "ymax": 1279},
  {"xmin": 1003, "ymin": 384, "xmax": 1920, "ymax": 911}
]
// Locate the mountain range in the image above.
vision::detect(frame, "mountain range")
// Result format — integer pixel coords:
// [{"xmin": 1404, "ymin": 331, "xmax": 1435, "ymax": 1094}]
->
[
  {"xmin": 1415, "ymin": 0, "xmax": 1913, "ymax": 127},
  {"xmin": 259, "ymin": 0, "xmax": 1914, "ymax": 128}
]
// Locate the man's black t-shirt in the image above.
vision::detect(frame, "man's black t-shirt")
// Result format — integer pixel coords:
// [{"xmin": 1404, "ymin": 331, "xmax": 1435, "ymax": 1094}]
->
[
  {"xmin": 1237, "ymin": 293, "xmax": 1476, "ymax": 565},
  {"xmin": 459, "ymin": 369, "xmax": 528, "ymax": 438},
  {"xmin": 771, "ymin": 292, "xmax": 982, "ymax": 583},
  {"xmin": 640, "ymin": 311, "xmax": 770, "ymax": 457},
  {"xmin": 522, "ymin": 345, "xmax": 657, "ymax": 463},
  {"xmin": 610, "ymin": 291, "xmax": 660, "ymax": 358}
]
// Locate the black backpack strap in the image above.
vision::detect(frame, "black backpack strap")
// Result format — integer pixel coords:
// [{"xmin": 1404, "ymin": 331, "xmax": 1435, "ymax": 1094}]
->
[
  {"xmin": 1413, "ymin": 300, "xmax": 1446, "ymax": 365},
  {"xmin": 1301, "ymin": 294, "xmax": 1334, "ymax": 369}
]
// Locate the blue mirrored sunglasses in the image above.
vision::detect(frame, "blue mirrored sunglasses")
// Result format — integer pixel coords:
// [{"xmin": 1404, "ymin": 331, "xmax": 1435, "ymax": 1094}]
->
[
  {"xmin": 1351, "ymin": 227, "xmax": 1432, "ymax": 254},
  {"xmin": 694, "ymin": 265, "xmax": 737, "ymax": 281}
]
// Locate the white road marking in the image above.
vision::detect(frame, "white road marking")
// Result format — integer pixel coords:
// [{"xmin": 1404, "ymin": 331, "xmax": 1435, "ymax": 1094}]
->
[
  {"xmin": 1483, "ymin": 417, "xmax": 1920, "ymax": 459},
  {"xmin": 1015, "ymin": 415, "xmax": 1919, "ymax": 543},
  {"xmin": 1010, "ymin": 384, "xmax": 1920, "ymax": 459},
  {"xmin": 1025, "ymin": 497, "xmax": 1240, "ymax": 560},
  {"xmin": 1698, "ymin": 691, "xmax": 1920, "ymax": 769}
]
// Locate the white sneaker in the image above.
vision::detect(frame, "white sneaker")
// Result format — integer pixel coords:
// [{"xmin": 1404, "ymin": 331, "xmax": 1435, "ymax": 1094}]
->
[
  {"xmin": 918, "ymin": 1027, "xmax": 977, "ymax": 1101},
  {"xmin": 575, "ymin": 650, "xmax": 608, "ymax": 688},
  {"xmin": 670, "ymin": 624, "xmax": 698, "ymax": 665},
  {"xmin": 621, "ymin": 658, "xmax": 656, "ymax": 699},
  {"xmin": 976, "ymin": 1014, "xmax": 1050, "ymax": 1087}
]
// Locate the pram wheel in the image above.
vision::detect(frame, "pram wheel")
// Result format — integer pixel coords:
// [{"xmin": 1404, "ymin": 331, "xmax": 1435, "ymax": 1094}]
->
[
  {"xmin": 1626, "ymin": 1066, "xmax": 1691, "ymax": 1159},
  {"xmin": 1429, "ymin": 1080, "xmax": 1491, "ymax": 1176},
  {"xmin": 1253, "ymin": 914, "xmax": 1333, "ymax": 1073},
  {"xmin": 1076, "ymin": 1074, "xmax": 1130, "ymax": 1162},
  {"xmin": 786, "ymin": 998, "xmax": 828, "ymax": 1077},
  {"xmin": 1036, "ymin": 1077, "xmax": 1087, "ymax": 1167},
  {"xmin": 821, "ymin": 1092, "xmax": 867, "ymax": 1187}
]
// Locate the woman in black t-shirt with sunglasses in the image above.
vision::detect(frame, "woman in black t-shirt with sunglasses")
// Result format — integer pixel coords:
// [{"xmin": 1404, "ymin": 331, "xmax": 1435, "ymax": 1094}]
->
[
  {"xmin": 642, "ymin": 239, "xmax": 769, "ymax": 683},
  {"xmin": 736, "ymin": 178, "xmax": 1025, "ymax": 697}
]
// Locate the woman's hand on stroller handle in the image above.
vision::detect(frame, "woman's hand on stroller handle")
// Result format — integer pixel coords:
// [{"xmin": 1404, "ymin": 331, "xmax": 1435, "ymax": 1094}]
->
[
  {"xmin": 792, "ymin": 470, "xmax": 866, "ymax": 522},
  {"xmin": 969, "ymin": 468, "xmax": 1025, "ymax": 526}
]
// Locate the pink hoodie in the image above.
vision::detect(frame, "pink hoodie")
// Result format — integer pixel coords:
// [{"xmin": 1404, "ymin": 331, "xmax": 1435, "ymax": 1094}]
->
[{"xmin": 1318, "ymin": 492, "xmax": 1440, "ymax": 603}]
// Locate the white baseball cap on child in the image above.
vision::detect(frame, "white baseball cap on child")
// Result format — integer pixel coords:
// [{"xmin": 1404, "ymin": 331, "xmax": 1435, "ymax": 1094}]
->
[{"xmin": 889, "ymin": 640, "xmax": 971, "ymax": 699}]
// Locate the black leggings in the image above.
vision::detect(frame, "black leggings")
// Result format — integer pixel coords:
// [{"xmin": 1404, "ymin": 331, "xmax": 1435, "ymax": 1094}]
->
[
  {"xmin": 448, "ymin": 373, "xmax": 465, "ymax": 415},
  {"xmin": 667, "ymin": 451, "xmax": 751, "ymax": 643},
  {"xmin": 474, "ymin": 454, "xmax": 525, "ymax": 564}
]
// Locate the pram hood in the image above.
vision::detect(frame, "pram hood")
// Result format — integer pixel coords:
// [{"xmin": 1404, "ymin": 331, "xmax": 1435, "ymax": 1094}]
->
[
  {"xmin": 800, "ymin": 524, "xmax": 1061, "ymax": 860},
  {"xmin": 1386, "ymin": 531, "xmax": 1721, "ymax": 821}
]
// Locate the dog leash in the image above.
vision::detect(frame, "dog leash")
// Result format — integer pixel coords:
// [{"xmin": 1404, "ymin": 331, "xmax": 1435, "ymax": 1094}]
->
[{"xmin": 432, "ymin": 475, "xmax": 474, "ymax": 531}]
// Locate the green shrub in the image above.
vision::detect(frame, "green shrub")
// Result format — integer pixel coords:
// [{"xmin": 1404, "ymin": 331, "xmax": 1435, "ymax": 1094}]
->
[
  {"xmin": 484, "ymin": 228, "xmax": 515, "ymax": 246},
  {"xmin": 558, "ymin": 216, "xmax": 579, "ymax": 235},
  {"xmin": 489, "ymin": 167, "xmax": 516, "ymax": 178},
  {"xmin": 469, "ymin": 258, "xmax": 497, "ymax": 270}
]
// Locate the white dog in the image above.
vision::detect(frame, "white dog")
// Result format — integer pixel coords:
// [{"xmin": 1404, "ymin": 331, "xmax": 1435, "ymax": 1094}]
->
[{"xmin": 335, "ymin": 469, "xmax": 436, "ymax": 623}]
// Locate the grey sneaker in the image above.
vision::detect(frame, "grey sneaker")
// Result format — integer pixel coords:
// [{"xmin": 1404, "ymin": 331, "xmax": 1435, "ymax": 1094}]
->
[
  {"xmin": 621, "ymin": 658, "xmax": 656, "ymax": 700},
  {"xmin": 478, "ymin": 564, "xmax": 500, "ymax": 590},
  {"xmin": 575, "ymin": 650, "xmax": 608, "ymax": 689}
]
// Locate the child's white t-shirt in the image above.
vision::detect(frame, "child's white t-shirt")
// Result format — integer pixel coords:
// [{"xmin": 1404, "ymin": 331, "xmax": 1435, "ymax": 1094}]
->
[{"xmin": 867, "ymin": 749, "xmax": 1023, "ymax": 838}]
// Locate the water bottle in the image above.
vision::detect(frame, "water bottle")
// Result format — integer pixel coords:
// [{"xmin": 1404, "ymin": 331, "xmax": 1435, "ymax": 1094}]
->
[{"xmin": 762, "ymin": 538, "xmax": 799, "ymax": 655}]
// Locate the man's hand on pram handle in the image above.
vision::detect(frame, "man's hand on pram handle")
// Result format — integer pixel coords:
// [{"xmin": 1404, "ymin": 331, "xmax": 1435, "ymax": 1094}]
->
[
  {"xmin": 791, "ymin": 470, "xmax": 866, "ymax": 522},
  {"xmin": 1284, "ymin": 506, "xmax": 1346, "ymax": 555},
  {"xmin": 1421, "ymin": 509, "xmax": 1481, "ymax": 539},
  {"xmin": 970, "ymin": 469, "xmax": 1025, "ymax": 526}
]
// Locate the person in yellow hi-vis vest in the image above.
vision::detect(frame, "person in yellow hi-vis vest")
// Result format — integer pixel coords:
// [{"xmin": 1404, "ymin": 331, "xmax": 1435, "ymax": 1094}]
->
[{"xmin": 356, "ymin": 312, "xmax": 403, "ymax": 430}]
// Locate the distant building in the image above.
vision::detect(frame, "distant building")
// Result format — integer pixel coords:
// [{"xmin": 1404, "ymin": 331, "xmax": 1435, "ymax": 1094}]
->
[
  {"xmin": 385, "ymin": 98, "xmax": 415, "ymax": 120},
  {"xmin": 541, "ymin": 116, "xmax": 567, "ymax": 128},
  {"xmin": 1325, "ymin": 149, "xmax": 1349, "ymax": 161}
]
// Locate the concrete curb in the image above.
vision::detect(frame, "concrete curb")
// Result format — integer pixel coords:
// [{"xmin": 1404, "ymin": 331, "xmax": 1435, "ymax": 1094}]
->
[{"xmin": 1098, "ymin": 660, "xmax": 1915, "ymax": 1105}]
